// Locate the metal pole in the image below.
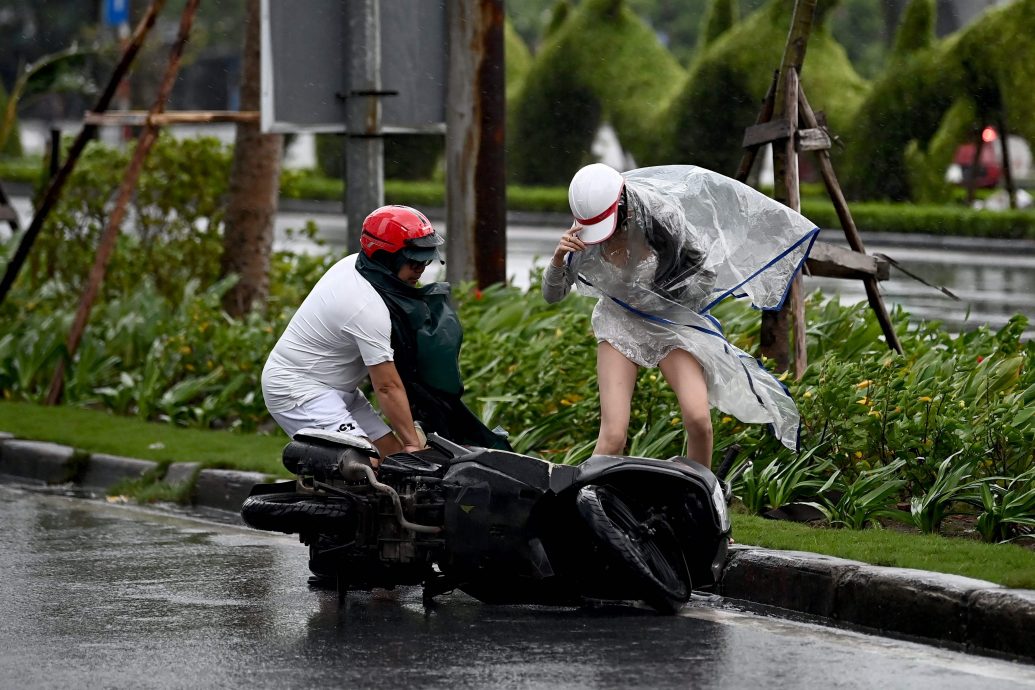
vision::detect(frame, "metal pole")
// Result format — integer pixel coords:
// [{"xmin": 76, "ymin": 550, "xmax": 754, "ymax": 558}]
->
[
  {"xmin": 446, "ymin": 0, "xmax": 506, "ymax": 288},
  {"xmin": 344, "ymin": 0, "xmax": 384, "ymax": 253}
]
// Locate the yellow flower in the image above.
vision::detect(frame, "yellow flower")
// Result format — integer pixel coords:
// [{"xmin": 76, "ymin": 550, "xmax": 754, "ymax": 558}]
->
[
  {"xmin": 867, "ymin": 409, "xmax": 881, "ymax": 418},
  {"xmin": 722, "ymin": 416, "xmax": 734, "ymax": 424},
  {"xmin": 854, "ymin": 451, "xmax": 863, "ymax": 459},
  {"xmin": 856, "ymin": 380, "xmax": 872, "ymax": 388},
  {"xmin": 857, "ymin": 397, "xmax": 869, "ymax": 406},
  {"xmin": 185, "ymin": 363, "xmax": 195, "ymax": 372},
  {"xmin": 649, "ymin": 375, "xmax": 657, "ymax": 382},
  {"xmin": 803, "ymin": 390, "xmax": 813, "ymax": 399},
  {"xmin": 179, "ymin": 346, "xmax": 192, "ymax": 355},
  {"xmin": 918, "ymin": 396, "xmax": 932, "ymax": 403},
  {"xmin": 670, "ymin": 418, "xmax": 681, "ymax": 426},
  {"xmin": 778, "ymin": 371, "xmax": 789, "ymax": 381}
]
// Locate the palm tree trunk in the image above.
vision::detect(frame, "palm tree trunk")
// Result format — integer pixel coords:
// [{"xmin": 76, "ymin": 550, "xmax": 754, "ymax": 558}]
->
[{"xmin": 221, "ymin": 0, "xmax": 283, "ymax": 317}]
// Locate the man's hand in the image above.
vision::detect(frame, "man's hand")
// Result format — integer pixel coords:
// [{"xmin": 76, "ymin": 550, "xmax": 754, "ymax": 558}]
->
[{"xmin": 367, "ymin": 361, "xmax": 423, "ymax": 450}]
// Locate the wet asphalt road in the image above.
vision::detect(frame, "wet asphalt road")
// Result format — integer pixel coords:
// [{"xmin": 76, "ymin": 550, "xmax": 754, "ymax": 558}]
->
[{"xmin": 2, "ymin": 484, "xmax": 1035, "ymax": 690}]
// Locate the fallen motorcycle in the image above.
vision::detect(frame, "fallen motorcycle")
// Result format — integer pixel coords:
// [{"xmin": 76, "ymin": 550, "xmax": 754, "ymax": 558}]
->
[{"xmin": 241, "ymin": 428, "xmax": 734, "ymax": 614}]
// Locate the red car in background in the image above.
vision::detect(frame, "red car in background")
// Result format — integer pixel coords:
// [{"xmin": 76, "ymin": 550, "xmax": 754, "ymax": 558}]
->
[{"xmin": 953, "ymin": 127, "xmax": 1003, "ymax": 188}]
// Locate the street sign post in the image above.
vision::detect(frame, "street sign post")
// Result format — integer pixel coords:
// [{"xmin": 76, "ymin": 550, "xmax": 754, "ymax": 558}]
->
[{"xmin": 260, "ymin": 0, "xmax": 446, "ymax": 133}]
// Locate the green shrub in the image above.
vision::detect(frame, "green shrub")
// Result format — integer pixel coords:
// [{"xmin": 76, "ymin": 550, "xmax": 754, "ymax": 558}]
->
[
  {"xmin": 800, "ymin": 199, "xmax": 1035, "ymax": 238},
  {"xmin": 508, "ymin": 0, "xmax": 685, "ymax": 184},
  {"xmin": 890, "ymin": 0, "xmax": 935, "ymax": 61},
  {"xmin": 649, "ymin": 0, "xmax": 868, "ymax": 176},
  {"xmin": 19, "ymin": 135, "xmax": 231, "ymax": 301},
  {"xmin": 843, "ymin": 0, "xmax": 1035, "ymax": 201}
]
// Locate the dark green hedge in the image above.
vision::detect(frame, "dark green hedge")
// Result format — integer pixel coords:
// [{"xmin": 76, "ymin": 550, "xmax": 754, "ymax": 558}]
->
[{"xmin": 801, "ymin": 199, "xmax": 1035, "ymax": 239}]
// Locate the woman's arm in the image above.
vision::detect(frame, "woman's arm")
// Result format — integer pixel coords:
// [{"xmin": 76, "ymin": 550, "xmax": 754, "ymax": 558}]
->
[{"xmin": 541, "ymin": 225, "xmax": 584, "ymax": 303}]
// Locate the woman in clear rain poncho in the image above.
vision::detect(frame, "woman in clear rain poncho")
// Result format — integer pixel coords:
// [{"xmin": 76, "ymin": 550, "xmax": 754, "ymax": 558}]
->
[{"xmin": 542, "ymin": 164, "xmax": 818, "ymax": 467}]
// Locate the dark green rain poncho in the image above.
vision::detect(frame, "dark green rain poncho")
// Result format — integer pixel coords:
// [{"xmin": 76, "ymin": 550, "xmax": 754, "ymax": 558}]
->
[{"xmin": 356, "ymin": 253, "xmax": 511, "ymax": 451}]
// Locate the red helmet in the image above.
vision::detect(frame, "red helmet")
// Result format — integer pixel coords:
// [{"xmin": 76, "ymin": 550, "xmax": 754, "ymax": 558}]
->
[{"xmin": 360, "ymin": 205, "xmax": 443, "ymax": 262}]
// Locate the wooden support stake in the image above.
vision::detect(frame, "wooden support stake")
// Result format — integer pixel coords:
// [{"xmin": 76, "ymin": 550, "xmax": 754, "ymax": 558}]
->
[
  {"xmin": 734, "ymin": 70, "xmax": 779, "ymax": 184},
  {"xmin": 769, "ymin": 69, "xmax": 807, "ymax": 379},
  {"xmin": 46, "ymin": 0, "xmax": 201, "ymax": 405},
  {"xmin": 759, "ymin": 0, "xmax": 816, "ymax": 376},
  {"xmin": 795, "ymin": 127, "xmax": 831, "ymax": 152},
  {"xmin": 996, "ymin": 114, "xmax": 1017, "ymax": 210},
  {"xmin": 798, "ymin": 87, "xmax": 903, "ymax": 354},
  {"xmin": 83, "ymin": 110, "xmax": 260, "ymax": 126},
  {"xmin": 0, "ymin": 0, "xmax": 168, "ymax": 307}
]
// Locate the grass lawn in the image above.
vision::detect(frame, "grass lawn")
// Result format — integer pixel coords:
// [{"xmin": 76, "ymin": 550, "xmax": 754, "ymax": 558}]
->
[
  {"xmin": 2, "ymin": 400, "xmax": 1034, "ymax": 588},
  {"xmin": 733, "ymin": 512, "xmax": 1035, "ymax": 590},
  {"xmin": 0, "ymin": 401, "xmax": 290, "ymax": 477}
]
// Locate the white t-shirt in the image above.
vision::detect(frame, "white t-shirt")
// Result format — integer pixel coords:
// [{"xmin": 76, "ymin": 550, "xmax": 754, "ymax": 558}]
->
[{"xmin": 261, "ymin": 254, "xmax": 394, "ymax": 413}]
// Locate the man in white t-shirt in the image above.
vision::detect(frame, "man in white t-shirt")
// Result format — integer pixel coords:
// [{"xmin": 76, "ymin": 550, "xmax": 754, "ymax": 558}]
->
[{"xmin": 261, "ymin": 205, "xmax": 444, "ymax": 458}]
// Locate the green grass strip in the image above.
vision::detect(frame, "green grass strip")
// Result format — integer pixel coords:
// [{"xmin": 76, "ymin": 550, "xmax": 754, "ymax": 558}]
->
[
  {"xmin": 733, "ymin": 513, "xmax": 1035, "ymax": 589},
  {"xmin": 0, "ymin": 401, "xmax": 289, "ymax": 477}
]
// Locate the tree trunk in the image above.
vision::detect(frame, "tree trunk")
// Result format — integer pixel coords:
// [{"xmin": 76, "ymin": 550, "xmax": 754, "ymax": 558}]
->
[{"xmin": 221, "ymin": 0, "xmax": 283, "ymax": 317}]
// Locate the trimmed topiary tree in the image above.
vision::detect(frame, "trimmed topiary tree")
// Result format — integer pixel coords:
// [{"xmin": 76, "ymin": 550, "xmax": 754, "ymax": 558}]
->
[
  {"xmin": 699, "ymin": 0, "xmax": 740, "ymax": 51},
  {"xmin": 843, "ymin": 0, "xmax": 1035, "ymax": 201},
  {"xmin": 506, "ymin": 17, "xmax": 533, "ymax": 102},
  {"xmin": 507, "ymin": 0, "xmax": 685, "ymax": 184},
  {"xmin": 646, "ymin": 0, "xmax": 868, "ymax": 177},
  {"xmin": 889, "ymin": 0, "xmax": 935, "ymax": 62}
]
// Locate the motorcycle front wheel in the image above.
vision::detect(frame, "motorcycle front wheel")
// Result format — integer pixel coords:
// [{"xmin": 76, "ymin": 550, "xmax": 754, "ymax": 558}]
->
[
  {"xmin": 576, "ymin": 484, "xmax": 690, "ymax": 614},
  {"xmin": 241, "ymin": 493, "xmax": 356, "ymax": 535}
]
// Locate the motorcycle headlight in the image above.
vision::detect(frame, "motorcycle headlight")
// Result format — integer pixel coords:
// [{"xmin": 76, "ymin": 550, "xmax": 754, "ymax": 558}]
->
[{"xmin": 711, "ymin": 481, "xmax": 731, "ymax": 533}]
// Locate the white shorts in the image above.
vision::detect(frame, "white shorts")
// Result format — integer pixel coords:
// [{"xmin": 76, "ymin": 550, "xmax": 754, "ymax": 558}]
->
[{"xmin": 270, "ymin": 389, "xmax": 393, "ymax": 441}]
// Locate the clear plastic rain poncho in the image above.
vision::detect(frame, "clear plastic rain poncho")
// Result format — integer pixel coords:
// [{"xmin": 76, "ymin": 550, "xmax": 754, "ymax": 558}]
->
[{"xmin": 567, "ymin": 165, "xmax": 819, "ymax": 450}]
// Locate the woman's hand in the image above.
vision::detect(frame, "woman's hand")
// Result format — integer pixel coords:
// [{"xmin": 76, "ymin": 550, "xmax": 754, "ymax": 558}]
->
[{"xmin": 552, "ymin": 223, "xmax": 587, "ymax": 267}]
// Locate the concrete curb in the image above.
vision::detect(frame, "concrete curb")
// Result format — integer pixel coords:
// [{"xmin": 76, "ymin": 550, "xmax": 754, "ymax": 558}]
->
[
  {"xmin": 0, "ymin": 439, "xmax": 80, "ymax": 485},
  {"xmin": 0, "ymin": 435, "xmax": 270, "ymax": 515},
  {"xmin": 0, "ymin": 431, "xmax": 1032, "ymax": 660},
  {"xmin": 722, "ymin": 546, "xmax": 1035, "ymax": 660},
  {"xmin": 194, "ymin": 468, "xmax": 269, "ymax": 512},
  {"xmin": 80, "ymin": 453, "xmax": 159, "ymax": 491}
]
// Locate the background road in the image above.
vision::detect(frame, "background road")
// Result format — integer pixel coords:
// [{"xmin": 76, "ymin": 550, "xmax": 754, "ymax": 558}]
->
[{"xmin": 2, "ymin": 484, "xmax": 1034, "ymax": 689}]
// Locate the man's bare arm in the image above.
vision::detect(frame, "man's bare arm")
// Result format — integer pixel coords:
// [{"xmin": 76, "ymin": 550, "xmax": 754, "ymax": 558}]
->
[{"xmin": 367, "ymin": 361, "xmax": 422, "ymax": 451}]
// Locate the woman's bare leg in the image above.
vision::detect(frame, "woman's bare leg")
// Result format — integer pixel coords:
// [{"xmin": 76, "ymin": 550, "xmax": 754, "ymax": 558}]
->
[
  {"xmin": 659, "ymin": 349, "xmax": 713, "ymax": 469},
  {"xmin": 594, "ymin": 341, "xmax": 640, "ymax": 455}
]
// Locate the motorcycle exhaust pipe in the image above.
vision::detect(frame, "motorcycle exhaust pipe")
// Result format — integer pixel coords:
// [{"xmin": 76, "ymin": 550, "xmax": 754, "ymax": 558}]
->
[{"xmin": 339, "ymin": 461, "xmax": 442, "ymax": 535}]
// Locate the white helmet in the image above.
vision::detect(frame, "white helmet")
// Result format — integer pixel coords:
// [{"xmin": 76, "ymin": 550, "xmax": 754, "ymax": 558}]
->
[{"xmin": 568, "ymin": 163, "xmax": 625, "ymax": 244}]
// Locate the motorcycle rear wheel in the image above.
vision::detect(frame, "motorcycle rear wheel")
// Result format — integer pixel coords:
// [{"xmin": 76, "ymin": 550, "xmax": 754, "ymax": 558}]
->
[
  {"xmin": 241, "ymin": 493, "xmax": 355, "ymax": 535},
  {"xmin": 576, "ymin": 484, "xmax": 690, "ymax": 614}
]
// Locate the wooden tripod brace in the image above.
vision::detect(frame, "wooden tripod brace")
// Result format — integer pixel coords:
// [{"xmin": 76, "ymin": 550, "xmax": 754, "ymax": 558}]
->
[{"xmin": 736, "ymin": 71, "xmax": 904, "ymax": 378}]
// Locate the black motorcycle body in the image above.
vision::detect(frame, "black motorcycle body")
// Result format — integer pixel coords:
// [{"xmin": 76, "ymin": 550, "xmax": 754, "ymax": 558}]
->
[{"xmin": 241, "ymin": 429, "xmax": 732, "ymax": 613}]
